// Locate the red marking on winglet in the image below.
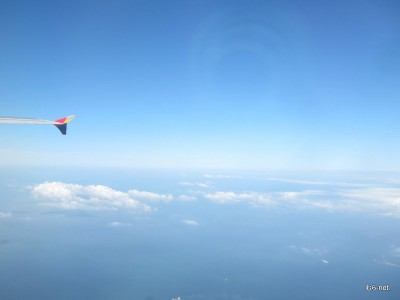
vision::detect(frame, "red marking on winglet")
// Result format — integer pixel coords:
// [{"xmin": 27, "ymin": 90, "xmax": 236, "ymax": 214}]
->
[{"xmin": 55, "ymin": 117, "xmax": 67, "ymax": 124}]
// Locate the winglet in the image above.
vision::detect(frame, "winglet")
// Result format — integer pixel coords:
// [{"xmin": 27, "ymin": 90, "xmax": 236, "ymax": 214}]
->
[{"xmin": 54, "ymin": 115, "xmax": 75, "ymax": 135}]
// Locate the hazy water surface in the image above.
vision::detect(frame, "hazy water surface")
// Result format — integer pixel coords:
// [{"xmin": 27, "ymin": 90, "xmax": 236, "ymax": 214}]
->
[{"xmin": 0, "ymin": 168, "xmax": 399, "ymax": 299}]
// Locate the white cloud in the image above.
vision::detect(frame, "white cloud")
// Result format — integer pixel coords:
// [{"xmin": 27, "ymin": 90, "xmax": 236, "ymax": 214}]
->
[
  {"xmin": 321, "ymin": 259, "xmax": 329, "ymax": 264},
  {"xmin": 273, "ymin": 187, "xmax": 400, "ymax": 214},
  {"xmin": 204, "ymin": 192, "xmax": 250, "ymax": 204},
  {"xmin": 204, "ymin": 190, "xmax": 321, "ymax": 205},
  {"xmin": 32, "ymin": 182, "xmax": 151, "ymax": 212},
  {"xmin": 108, "ymin": 221, "xmax": 132, "ymax": 228},
  {"xmin": 182, "ymin": 219, "xmax": 199, "ymax": 226},
  {"xmin": 337, "ymin": 188, "xmax": 400, "ymax": 216},
  {"xmin": 265, "ymin": 177, "xmax": 367, "ymax": 187},
  {"xmin": 201, "ymin": 186, "xmax": 400, "ymax": 217},
  {"xmin": 178, "ymin": 181, "xmax": 213, "ymax": 188},
  {"xmin": 278, "ymin": 190, "xmax": 325, "ymax": 201},
  {"xmin": 30, "ymin": 179, "xmax": 400, "ymax": 217},
  {"xmin": 374, "ymin": 258, "xmax": 400, "ymax": 268},
  {"xmin": 128, "ymin": 189, "xmax": 172, "ymax": 202},
  {"xmin": 204, "ymin": 190, "xmax": 314, "ymax": 206},
  {"xmin": 0, "ymin": 212, "xmax": 12, "ymax": 219},
  {"xmin": 300, "ymin": 247, "xmax": 324, "ymax": 256},
  {"xmin": 289, "ymin": 245, "xmax": 325, "ymax": 256}
]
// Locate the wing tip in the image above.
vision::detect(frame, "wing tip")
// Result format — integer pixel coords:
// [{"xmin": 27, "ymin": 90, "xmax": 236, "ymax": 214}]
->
[{"xmin": 54, "ymin": 115, "xmax": 74, "ymax": 135}]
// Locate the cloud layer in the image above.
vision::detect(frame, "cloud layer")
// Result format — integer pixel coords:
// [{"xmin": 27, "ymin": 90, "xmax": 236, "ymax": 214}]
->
[
  {"xmin": 202, "ymin": 186, "xmax": 400, "ymax": 216},
  {"xmin": 31, "ymin": 182, "xmax": 159, "ymax": 212},
  {"xmin": 30, "ymin": 176, "xmax": 400, "ymax": 217}
]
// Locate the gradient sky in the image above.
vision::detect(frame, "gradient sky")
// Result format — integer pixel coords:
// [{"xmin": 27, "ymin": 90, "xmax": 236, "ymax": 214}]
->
[{"xmin": 1, "ymin": 0, "xmax": 400, "ymax": 170}]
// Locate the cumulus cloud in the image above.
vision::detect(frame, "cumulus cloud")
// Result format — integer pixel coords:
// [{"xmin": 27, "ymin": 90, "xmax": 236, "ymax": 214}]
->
[
  {"xmin": 204, "ymin": 191, "xmax": 274, "ymax": 205},
  {"xmin": 30, "ymin": 178, "xmax": 400, "ymax": 217},
  {"xmin": 204, "ymin": 190, "xmax": 331, "ymax": 207},
  {"xmin": 201, "ymin": 185, "xmax": 400, "ymax": 217},
  {"xmin": 31, "ymin": 182, "xmax": 152, "ymax": 212},
  {"xmin": 203, "ymin": 190, "xmax": 325, "ymax": 206},
  {"xmin": 337, "ymin": 188, "xmax": 400, "ymax": 216},
  {"xmin": 0, "ymin": 212, "xmax": 12, "ymax": 219},
  {"xmin": 204, "ymin": 192, "xmax": 244, "ymax": 203},
  {"xmin": 278, "ymin": 190, "xmax": 325, "ymax": 202},
  {"xmin": 182, "ymin": 219, "xmax": 199, "ymax": 226},
  {"xmin": 275, "ymin": 187, "xmax": 400, "ymax": 215},
  {"xmin": 301, "ymin": 186, "xmax": 400, "ymax": 216},
  {"xmin": 177, "ymin": 177, "xmax": 400, "ymax": 217},
  {"xmin": 128, "ymin": 189, "xmax": 172, "ymax": 202}
]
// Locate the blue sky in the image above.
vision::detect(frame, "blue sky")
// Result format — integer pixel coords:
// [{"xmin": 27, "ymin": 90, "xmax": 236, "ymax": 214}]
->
[{"xmin": 1, "ymin": 0, "xmax": 400, "ymax": 170}]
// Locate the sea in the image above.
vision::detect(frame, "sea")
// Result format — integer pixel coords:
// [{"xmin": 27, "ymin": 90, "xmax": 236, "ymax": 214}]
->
[{"xmin": 0, "ymin": 167, "xmax": 398, "ymax": 299}]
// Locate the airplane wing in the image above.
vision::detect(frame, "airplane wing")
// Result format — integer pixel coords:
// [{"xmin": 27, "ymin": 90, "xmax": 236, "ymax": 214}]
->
[{"xmin": 0, "ymin": 115, "xmax": 75, "ymax": 135}]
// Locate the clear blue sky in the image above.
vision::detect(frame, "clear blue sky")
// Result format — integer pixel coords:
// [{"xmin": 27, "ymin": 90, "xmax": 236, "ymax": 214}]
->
[{"xmin": 1, "ymin": 0, "xmax": 399, "ymax": 170}]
